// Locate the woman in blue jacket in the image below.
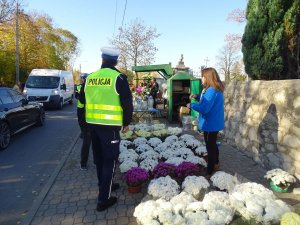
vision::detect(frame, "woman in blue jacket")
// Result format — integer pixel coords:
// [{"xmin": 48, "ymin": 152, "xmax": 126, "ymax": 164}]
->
[{"xmin": 187, "ymin": 67, "xmax": 224, "ymax": 177}]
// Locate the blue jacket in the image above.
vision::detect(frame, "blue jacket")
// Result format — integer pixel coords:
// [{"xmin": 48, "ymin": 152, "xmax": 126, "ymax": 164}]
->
[{"xmin": 191, "ymin": 87, "xmax": 224, "ymax": 132}]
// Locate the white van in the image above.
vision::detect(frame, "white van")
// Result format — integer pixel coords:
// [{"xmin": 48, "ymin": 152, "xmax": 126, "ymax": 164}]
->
[{"xmin": 23, "ymin": 69, "xmax": 74, "ymax": 109}]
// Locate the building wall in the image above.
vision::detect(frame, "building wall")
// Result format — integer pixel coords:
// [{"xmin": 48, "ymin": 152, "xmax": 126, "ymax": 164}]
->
[{"xmin": 224, "ymin": 80, "xmax": 300, "ymax": 179}]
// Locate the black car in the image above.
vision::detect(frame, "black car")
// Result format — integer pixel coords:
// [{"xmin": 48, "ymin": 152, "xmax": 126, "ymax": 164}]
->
[{"xmin": 0, "ymin": 87, "xmax": 45, "ymax": 150}]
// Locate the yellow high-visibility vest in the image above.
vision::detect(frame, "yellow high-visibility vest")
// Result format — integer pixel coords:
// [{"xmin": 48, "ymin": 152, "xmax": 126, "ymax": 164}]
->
[
  {"xmin": 84, "ymin": 68, "xmax": 123, "ymax": 126},
  {"xmin": 76, "ymin": 85, "xmax": 84, "ymax": 108}
]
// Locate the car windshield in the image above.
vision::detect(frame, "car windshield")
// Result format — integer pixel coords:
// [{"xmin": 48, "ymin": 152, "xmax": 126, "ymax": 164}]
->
[{"xmin": 26, "ymin": 76, "xmax": 60, "ymax": 89}]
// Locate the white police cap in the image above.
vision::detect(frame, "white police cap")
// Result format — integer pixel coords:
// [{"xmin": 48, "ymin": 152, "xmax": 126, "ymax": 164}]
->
[{"xmin": 101, "ymin": 46, "xmax": 121, "ymax": 60}]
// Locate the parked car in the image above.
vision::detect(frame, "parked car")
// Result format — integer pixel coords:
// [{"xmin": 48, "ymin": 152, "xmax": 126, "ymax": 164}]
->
[{"xmin": 0, "ymin": 87, "xmax": 45, "ymax": 150}]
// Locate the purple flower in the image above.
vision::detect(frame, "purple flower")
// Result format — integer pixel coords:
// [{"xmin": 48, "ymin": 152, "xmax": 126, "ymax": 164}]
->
[
  {"xmin": 176, "ymin": 162, "xmax": 200, "ymax": 179},
  {"xmin": 152, "ymin": 162, "xmax": 177, "ymax": 179},
  {"xmin": 124, "ymin": 167, "xmax": 149, "ymax": 186}
]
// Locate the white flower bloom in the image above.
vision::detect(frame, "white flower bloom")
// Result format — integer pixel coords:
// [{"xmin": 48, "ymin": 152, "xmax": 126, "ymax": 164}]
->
[
  {"xmin": 154, "ymin": 142, "xmax": 172, "ymax": 153},
  {"xmin": 264, "ymin": 168, "xmax": 297, "ymax": 186},
  {"xmin": 165, "ymin": 157, "xmax": 185, "ymax": 166},
  {"xmin": 119, "ymin": 160, "xmax": 138, "ymax": 173},
  {"xmin": 120, "ymin": 140, "xmax": 132, "ymax": 148},
  {"xmin": 119, "ymin": 145, "xmax": 127, "ymax": 153},
  {"xmin": 171, "ymin": 140, "xmax": 187, "ymax": 149},
  {"xmin": 118, "ymin": 149, "xmax": 139, "ymax": 163},
  {"xmin": 152, "ymin": 129, "xmax": 168, "ymax": 137},
  {"xmin": 182, "ymin": 176, "xmax": 210, "ymax": 197},
  {"xmin": 165, "ymin": 135, "xmax": 179, "ymax": 143},
  {"xmin": 134, "ymin": 200, "xmax": 160, "ymax": 225},
  {"xmin": 210, "ymin": 171, "xmax": 240, "ymax": 192},
  {"xmin": 185, "ymin": 139, "xmax": 202, "ymax": 149},
  {"xmin": 202, "ymin": 191, "xmax": 234, "ymax": 225},
  {"xmin": 195, "ymin": 146, "xmax": 208, "ymax": 156},
  {"xmin": 185, "ymin": 156, "xmax": 207, "ymax": 167},
  {"xmin": 152, "ymin": 123, "xmax": 166, "ymax": 131},
  {"xmin": 133, "ymin": 137, "xmax": 148, "ymax": 146},
  {"xmin": 159, "ymin": 149, "xmax": 178, "ymax": 160},
  {"xmin": 179, "ymin": 134, "xmax": 196, "ymax": 142},
  {"xmin": 140, "ymin": 158, "xmax": 158, "ymax": 172},
  {"xmin": 128, "ymin": 125, "xmax": 135, "ymax": 131},
  {"xmin": 139, "ymin": 150, "xmax": 160, "ymax": 161},
  {"xmin": 135, "ymin": 123, "xmax": 151, "ymax": 131},
  {"xmin": 174, "ymin": 147, "xmax": 194, "ymax": 159},
  {"xmin": 167, "ymin": 127, "xmax": 182, "ymax": 136},
  {"xmin": 135, "ymin": 143, "xmax": 153, "ymax": 154},
  {"xmin": 229, "ymin": 182, "xmax": 291, "ymax": 224},
  {"xmin": 170, "ymin": 192, "xmax": 197, "ymax": 214},
  {"xmin": 135, "ymin": 130, "xmax": 152, "ymax": 138},
  {"xmin": 148, "ymin": 176, "xmax": 180, "ymax": 200},
  {"xmin": 148, "ymin": 137, "xmax": 162, "ymax": 148},
  {"xmin": 120, "ymin": 130, "xmax": 133, "ymax": 139}
]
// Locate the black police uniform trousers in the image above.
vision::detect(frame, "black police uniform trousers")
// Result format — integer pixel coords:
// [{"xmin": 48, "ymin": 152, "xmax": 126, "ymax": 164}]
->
[
  {"xmin": 89, "ymin": 124, "xmax": 120, "ymax": 202},
  {"xmin": 77, "ymin": 107, "xmax": 92, "ymax": 167}
]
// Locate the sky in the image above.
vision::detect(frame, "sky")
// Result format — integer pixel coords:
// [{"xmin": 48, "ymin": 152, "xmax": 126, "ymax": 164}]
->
[{"xmin": 24, "ymin": 0, "xmax": 247, "ymax": 75}]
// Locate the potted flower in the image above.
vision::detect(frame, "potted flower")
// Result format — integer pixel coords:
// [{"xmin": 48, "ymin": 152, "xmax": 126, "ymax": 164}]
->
[
  {"xmin": 152, "ymin": 162, "xmax": 177, "ymax": 179},
  {"xmin": 124, "ymin": 167, "xmax": 149, "ymax": 193},
  {"xmin": 175, "ymin": 162, "xmax": 200, "ymax": 184},
  {"xmin": 264, "ymin": 168, "xmax": 297, "ymax": 193}
]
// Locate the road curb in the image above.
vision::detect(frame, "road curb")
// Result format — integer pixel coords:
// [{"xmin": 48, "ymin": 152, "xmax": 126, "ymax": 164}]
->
[{"xmin": 21, "ymin": 132, "xmax": 80, "ymax": 225}]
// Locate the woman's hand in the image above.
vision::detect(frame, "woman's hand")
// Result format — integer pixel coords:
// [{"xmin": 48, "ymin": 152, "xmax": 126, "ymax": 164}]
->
[{"xmin": 189, "ymin": 94, "xmax": 197, "ymax": 99}]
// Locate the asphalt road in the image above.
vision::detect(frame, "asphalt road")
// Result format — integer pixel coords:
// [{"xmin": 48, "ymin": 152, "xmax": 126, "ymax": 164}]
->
[{"xmin": 0, "ymin": 102, "xmax": 79, "ymax": 225}]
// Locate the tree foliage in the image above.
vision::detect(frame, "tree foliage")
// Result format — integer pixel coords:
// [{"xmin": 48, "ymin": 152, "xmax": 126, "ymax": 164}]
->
[
  {"xmin": 242, "ymin": 0, "xmax": 300, "ymax": 80},
  {"xmin": 0, "ymin": 0, "xmax": 16, "ymax": 24},
  {"xmin": 110, "ymin": 18, "xmax": 160, "ymax": 71},
  {"xmin": 216, "ymin": 35, "xmax": 241, "ymax": 83},
  {"xmin": 0, "ymin": 10, "xmax": 79, "ymax": 86}
]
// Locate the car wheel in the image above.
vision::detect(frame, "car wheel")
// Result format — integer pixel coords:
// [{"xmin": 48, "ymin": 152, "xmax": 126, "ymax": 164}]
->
[
  {"xmin": 69, "ymin": 96, "xmax": 73, "ymax": 105},
  {"xmin": 0, "ymin": 121, "xmax": 11, "ymax": 150},
  {"xmin": 36, "ymin": 109, "xmax": 45, "ymax": 126},
  {"xmin": 57, "ymin": 99, "xmax": 63, "ymax": 110}
]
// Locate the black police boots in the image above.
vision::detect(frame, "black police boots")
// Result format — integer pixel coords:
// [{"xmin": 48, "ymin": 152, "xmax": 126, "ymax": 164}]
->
[{"xmin": 96, "ymin": 196, "xmax": 117, "ymax": 212}]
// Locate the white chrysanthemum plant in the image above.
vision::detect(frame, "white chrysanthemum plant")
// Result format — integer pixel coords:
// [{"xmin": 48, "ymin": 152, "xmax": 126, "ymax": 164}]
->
[
  {"xmin": 152, "ymin": 123, "xmax": 166, "ymax": 131},
  {"xmin": 133, "ymin": 137, "xmax": 147, "ymax": 146},
  {"xmin": 182, "ymin": 176, "xmax": 210, "ymax": 198},
  {"xmin": 229, "ymin": 182, "xmax": 291, "ymax": 224},
  {"xmin": 195, "ymin": 145, "xmax": 208, "ymax": 157},
  {"xmin": 148, "ymin": 175, "xmax": 180, "ymax": 200},
  {"xmin": 119, "ymin": 160, "xmax": 138, "ymax": 173},
  {"xmin": 185, "ymin": 191, "xmax": 235, "ymax": 225},
  {"xmin": 120, "ymin": 130, "xmax": 133, "ymax": 139},
  {"xmin": 210, "ymin": 171, "xmax": 240, "ymax": 192},
  {"xmin": 118, "ymin": 149, "xmax": 139, "ymax": 163},
  {"xmin": 147, "ymin": 137, "xmax": 162, "ymax": 148},
  {"xmin": 264, "ymin": 168, "xmax": 297, "ymax": 188},
  {"xmin": 140, "ymin": 158, "xmax": 158, "ymax": 172},
  {"xmin": 135, "ymin": 130, "xmax": 152, "ymax": 138},
  {"xmin": 167, "ymin": 127, "xmax": 182, "ymax": 136},
  {"xmin": 135, "ymin": 123, "xmax": 151, "ymax": 131},
  {"xmin": 164, "ymin": 135, "xmax": 179, "ymax": 143}
]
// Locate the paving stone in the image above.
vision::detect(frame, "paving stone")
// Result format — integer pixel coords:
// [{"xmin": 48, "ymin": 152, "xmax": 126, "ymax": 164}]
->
[
  {"xmin": 83, "ymin": 214, "xmax": 97, "ymax": 223},
  {"xmin": 116, "ymin": 216, "xmax": 129, "ymax": 225},
  {"xmin": 93, "ymin": 220, "xmax": 107, "ymax": 225},
  {"xmin": 65, "ymin": 206, "xmax": 77, "ymax": 214},
  {"xmin": 61, "ymin": 217, "xmax": 74, "ymax": 225}
]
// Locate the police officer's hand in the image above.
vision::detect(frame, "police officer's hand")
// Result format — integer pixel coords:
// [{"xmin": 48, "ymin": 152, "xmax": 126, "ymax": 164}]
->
[{"xmin": 121, "ymin": 126, "xmax": 129, "ymax": 133}]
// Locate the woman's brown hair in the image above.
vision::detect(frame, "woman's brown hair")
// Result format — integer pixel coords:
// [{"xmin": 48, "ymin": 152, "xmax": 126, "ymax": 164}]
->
[{"xmin": 201, "ymin": 67, "xmax": 224, "ymax": 92}]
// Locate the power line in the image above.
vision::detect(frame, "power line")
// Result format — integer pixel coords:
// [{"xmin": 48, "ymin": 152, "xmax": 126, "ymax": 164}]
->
[
  {"xmin": 120, "ymin": 0, "xmax": 127, "ymax": 30},
  {"xmin": 113, "ymin": 0, "xmax": 118, "ymax": 37}
]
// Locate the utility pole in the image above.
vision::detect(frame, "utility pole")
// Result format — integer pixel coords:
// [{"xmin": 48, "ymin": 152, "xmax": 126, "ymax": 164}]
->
[
  {"xmin": 15, "ymin": 0, "xmax": 20, "ymax": 84},
  {"xmin": 204, "ymin": 57, "xmax": 209, "ymax": 67}
]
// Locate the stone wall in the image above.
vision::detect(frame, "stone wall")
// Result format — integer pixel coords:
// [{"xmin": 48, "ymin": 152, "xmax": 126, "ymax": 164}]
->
[{"xmin": 224, "ymin": 80, "xmax": 300, "ymax": 179}]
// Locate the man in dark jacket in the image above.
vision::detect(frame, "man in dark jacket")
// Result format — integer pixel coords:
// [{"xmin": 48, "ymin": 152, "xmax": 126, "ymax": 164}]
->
[
  {"xmin": 150, "ymin": 78, "xmax": 159, "ymax": 108},
  {"xmin": 79, "ymin": 47, "xmax": 133, "ymax": 212}
]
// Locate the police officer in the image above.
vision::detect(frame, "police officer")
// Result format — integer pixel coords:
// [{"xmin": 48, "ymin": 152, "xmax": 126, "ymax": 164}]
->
[
  {"xmin": 75, "ymin": 73, "xmax": 92, "ymax": 170},
  {"xmin": 79, "ymin": 47, "xmax": 133, "ymax": 211}
]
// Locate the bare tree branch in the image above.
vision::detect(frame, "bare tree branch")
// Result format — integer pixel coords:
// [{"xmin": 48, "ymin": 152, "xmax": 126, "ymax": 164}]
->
[{"xmin": 0, "ymin": 0, "xmax": 16, "ymax": 24}]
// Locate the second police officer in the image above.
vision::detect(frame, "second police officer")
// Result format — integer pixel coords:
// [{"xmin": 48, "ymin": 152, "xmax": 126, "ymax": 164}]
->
[{"xmin": 79, "ymin": 47, "xmax": 133, "ymax": 211}]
